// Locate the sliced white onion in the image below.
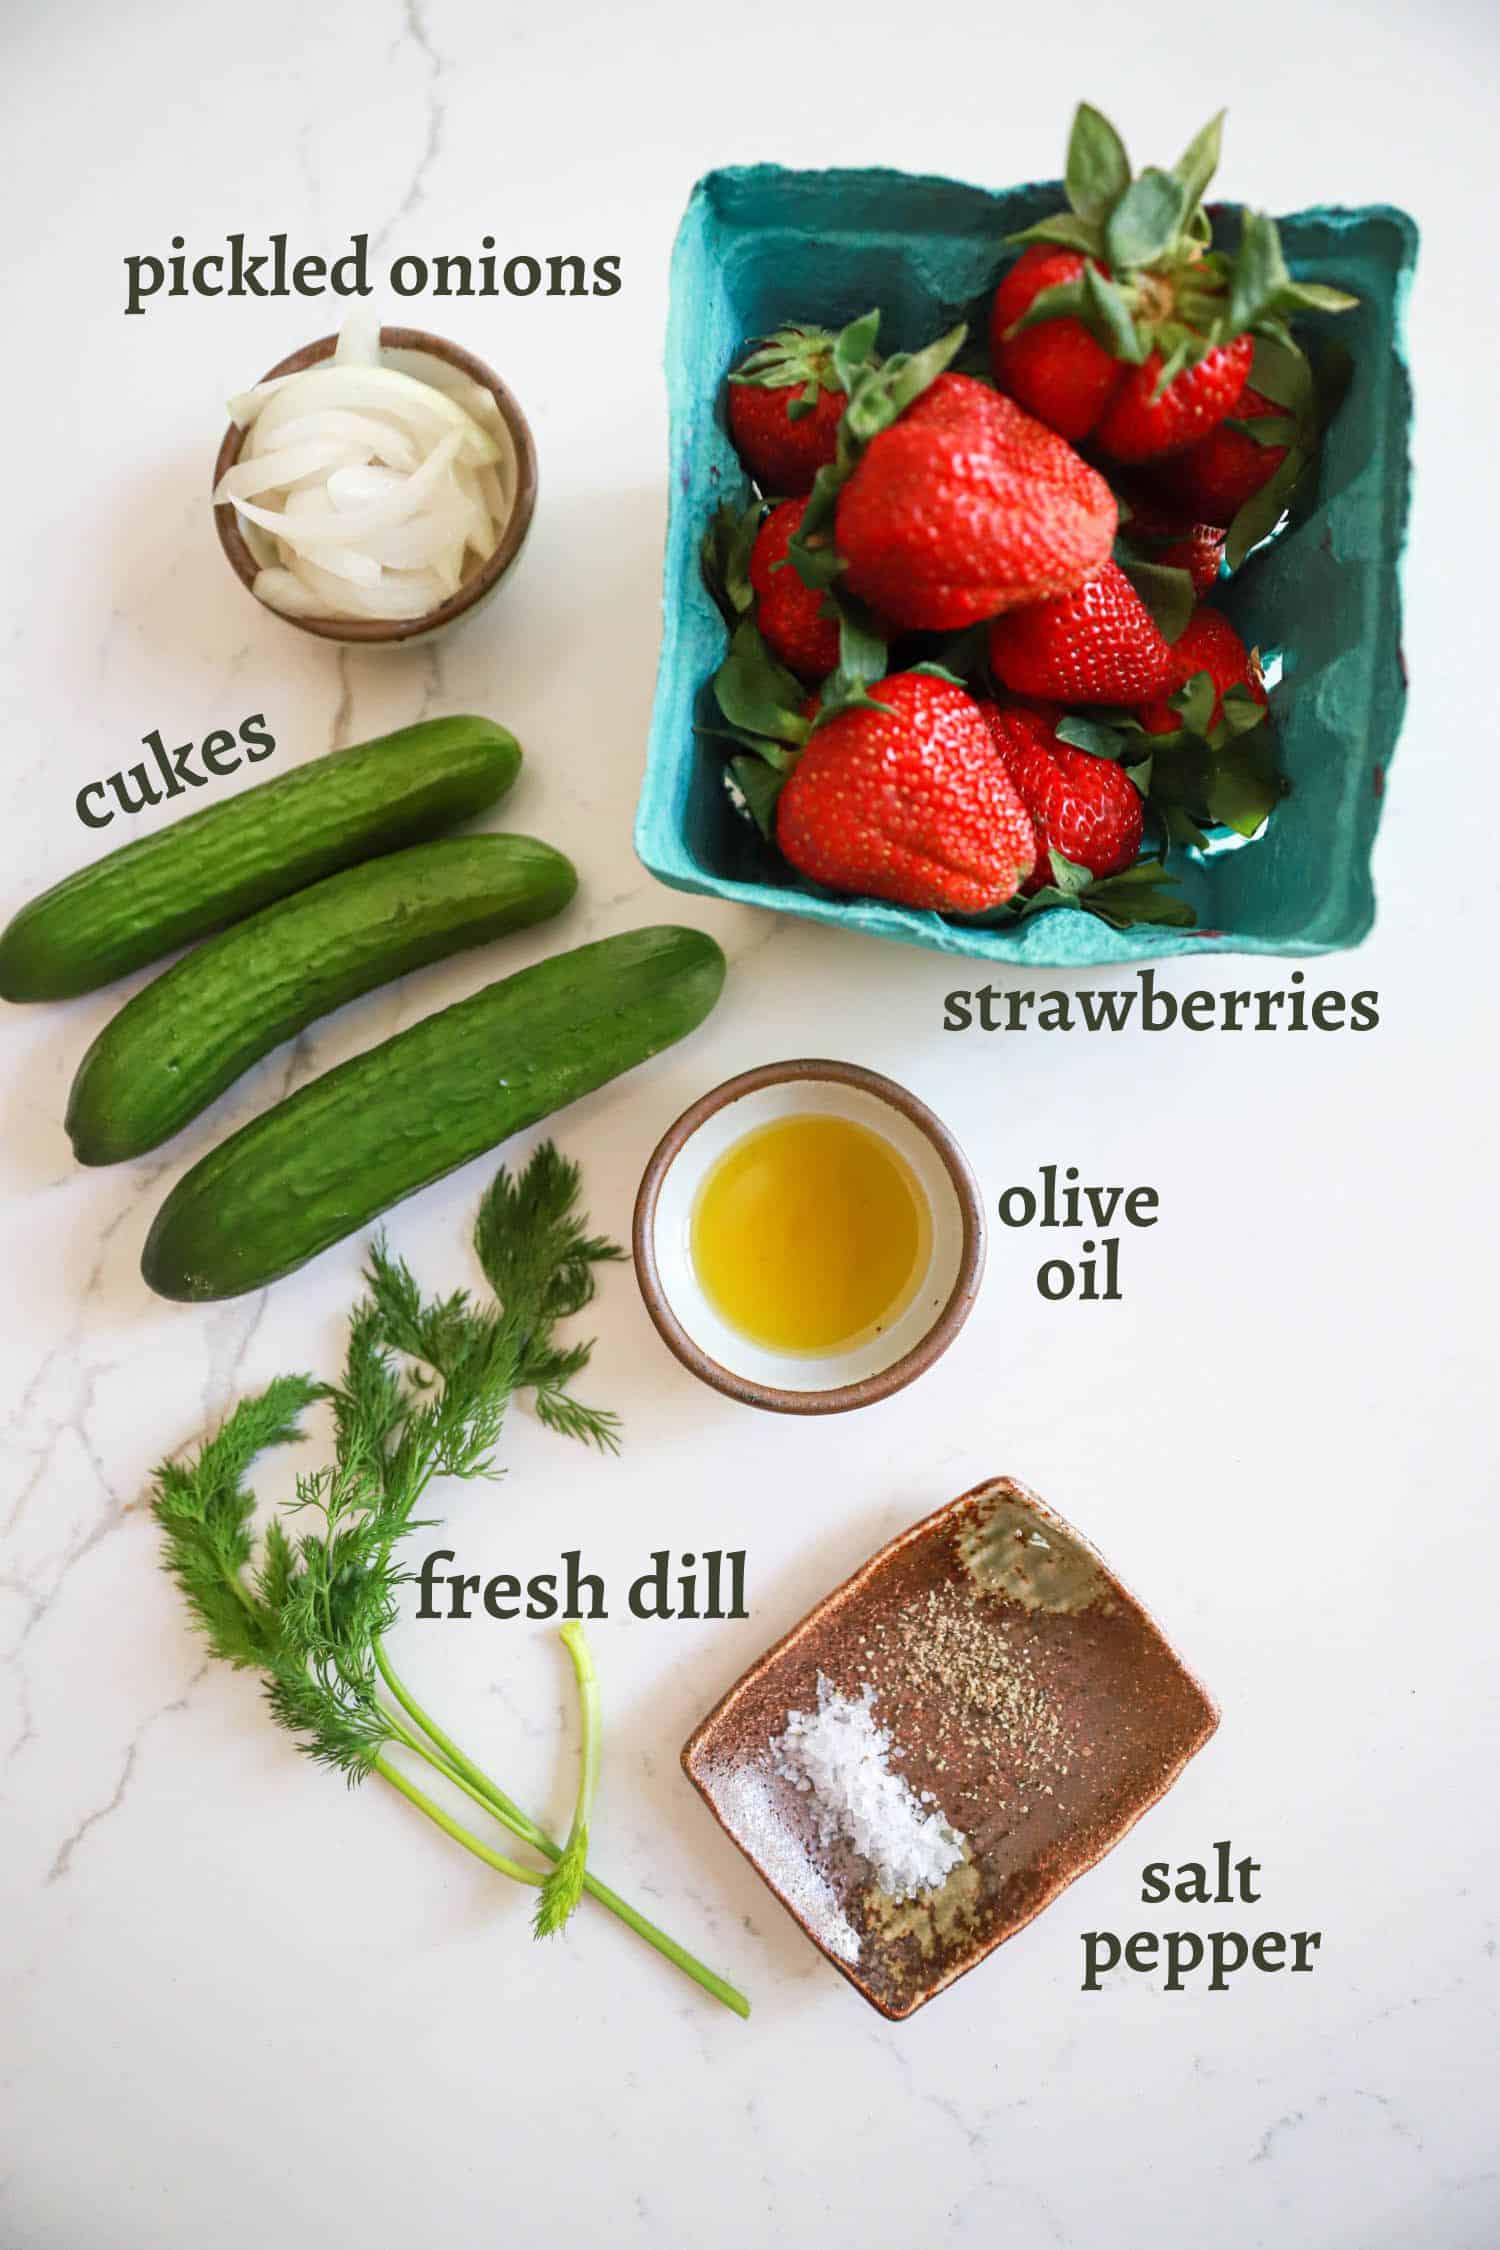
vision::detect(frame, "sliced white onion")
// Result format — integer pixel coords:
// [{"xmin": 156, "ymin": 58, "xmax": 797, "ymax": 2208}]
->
[
  {"xmin": 246, "ymin": 408, "xmax": 419, "ymax": 472},
  {"xmin": 253, "ymin": 566, "xmax": 330, "ymax": 617},
  {"xmin": 334, "ymin": 306, "xmax": 382, "ymax": 367},
  {"xmin": 326, "ymin": 464, "xmax": 407, "ymax": 510},
  {"xmin": 350, "ymin": 507, "xmax": 472, "ymax": 571},
  {"xmin": 226, "ymin": 315, "xmax": 514, "ymax": 626},
  {"xmin": 232, "ymin": 430, "xmax": 463, "ymax": 550},
  {"xmin": 215, "ymin": 438, "xmax": 370, "ymax": 505},
  {"xmin": 287, "ymin": 553, "xmax": 450, "ymax": 620},
  {"xmin": 277, "ymin": 502, "xmax": 382, "ymax": 588},
  {"xmin": 243, "ymin": 365, "xmax": 499, "ymax": 468}
]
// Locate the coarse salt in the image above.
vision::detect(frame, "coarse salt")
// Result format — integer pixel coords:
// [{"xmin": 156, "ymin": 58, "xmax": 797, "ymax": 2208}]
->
[{"xmin": 774, "ymin": 1675, "xmax": 965, "ymax": 1901}]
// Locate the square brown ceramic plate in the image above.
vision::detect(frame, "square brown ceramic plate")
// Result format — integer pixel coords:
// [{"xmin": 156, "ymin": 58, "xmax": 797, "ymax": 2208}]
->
[{"xmin": 683, "ymin": 1477, "xmax": 1218, "ymax": 2018}]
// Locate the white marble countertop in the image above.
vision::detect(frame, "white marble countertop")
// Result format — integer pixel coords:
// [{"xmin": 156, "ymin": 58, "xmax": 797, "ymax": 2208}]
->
[{"xmin": 3, "ymin": 4, "xmax": 1497, "ymax": 2245}]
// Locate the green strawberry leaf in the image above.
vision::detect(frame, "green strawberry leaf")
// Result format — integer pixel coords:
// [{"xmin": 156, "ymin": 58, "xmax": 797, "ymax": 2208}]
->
[
  {"xmin": 696, "ymin": 722, "xmax": 797, "ymax": 765},
  {"xmin": 1106, "ymin": 167, "xmax": 1190, "ymax": 273},
  {"xmin": 1215, "ymin": 681, "xmax": 1270, "ymax": 742},
  {"xmin": 726, "ymin": 753, "xmax": 788, "ymax": 839},
  {"xmin": 1226, "ymin": 412, "xmax": 1300, "ymax": 448},
  {"xmin": 1083, "ymin": 860, "xmax": 1197, "ymax": 928},
  {"xmin": 974, "ymin": 854, "xmax": 1195, "ymax": 930},
  {"xmin": 1170, "ymin": 670, "xmax": 1218, "ymax": 738},
  {"xmin": 1284, "ymin": 281, "xmax": 1361, "ymax": 313},
  {"xmin": 1149, "ymin": 323, "xmax": 1209, "ymax": 398},
  {"xmin": 876, "ymin": 325, "xmax": 970, "ymax": 423},
  {"xmin": 1065, "ymin": 103, "xmax": 1132, "ymax": 223},
  {"xmin": 1150, "ymin": 727, "xmax": 1284, "ymax": 838},
  {"xmin": 1004, "ymin": 273, "xmax": 1088, "ymax": 333},
  {"xmin": 1042, "ymin": 849, "xmax": 1095, "ymax": 897},
  {"xmin": 1162, "ymin": 802, "xmax": 1209, "ymax": 850},
  {"xmin": 904, "ymin": 661, "xmax": 967, "ymax": 687},
  {"xmin": 832, "ymin": 309, "xmax": 882, "ymax": 395},
  {"xmin": 1055, "ymin": 713, "xmax": 1142, "ymax": 761},
  {"xmin": 700, "ymin": 499, "xmax": 762, "ymax": 625},
  {"xmin": 1006, "ymin": 212, "xmax": 1107, "ymax": 258},
  {"xmin": 1173, "ymin": 113, "xmax": 1224, "ymax": 213},
  {"xmin": 1248, "ymin": 332, "xmax": 1318, "ymax": 420},
  {"xmin": 1226, "ymin": 211, "xmax": 1290, "ymax": 335},
  {"xmin": 1228, "ymin": 212, "xmax": 1360, "ymax": 340},
  {"xmin": 713, "ymin": 619, "xmax": 813, "ymax": 745},
  {"xmin": 729, "ymin": 323, "xmax": 840, "ymax": 393},
  {"xmin": 1123, "ymin": 754, "xmax": 1154, "ymax": 796},
  {"xmin": 1225, "ymin": 445, "xmax": 1307, "ymax": 570},
  {"xmin": 809, "ymin": 681, "xmax": 894, "ymax": 730},
  {"xmin": 836, "ymin": 600, "xmax": 889, "ymax": 687},
  {"xmin": 1119, "ymin": 556, "xmax": 1195, "ymax": 645},
  {"xmin": 1079, "ymin": 262, "xmax": 1147, "ymax": 361},
  {"xmin": 786, "ymin": 502, "xmax": 846, "ymax": 593},
  {"xmin": 1007, "ymin": 265, "xmax": 1143, "ymax": 361}
]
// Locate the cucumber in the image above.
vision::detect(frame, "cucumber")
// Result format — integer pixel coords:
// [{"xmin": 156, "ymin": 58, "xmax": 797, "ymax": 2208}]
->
[
  {"xmin": 66, "ymin": 836, "xmax": 576, "ymax": 1166},
  {"xmin": 0, "ymin": 716, "xmax": 521, "ymax": 1002},
  {"xmin": 142, "ymin": 926, "xmax": 727, "ymax": 1302}
]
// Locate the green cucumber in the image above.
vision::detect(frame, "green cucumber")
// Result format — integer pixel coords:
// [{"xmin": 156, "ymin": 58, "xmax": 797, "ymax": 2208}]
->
[
  {"xmin": 0, "ymin": 716, "xmax": 521, "ymax": 1002},
  {"xmin": 142, "ymin": 926, "xmax": 727, "ymax": 1302},
  {"xmin": 66, "ymin": 836, "xmax": 576, "ymax": 1166}
]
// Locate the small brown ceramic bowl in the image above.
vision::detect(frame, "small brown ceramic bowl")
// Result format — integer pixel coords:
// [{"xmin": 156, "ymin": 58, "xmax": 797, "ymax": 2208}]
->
[
  {"xmin": 633, "ymin": 1059, "xmax": 985, "ymax": 1416},
  {"xmin": 683, "ymin": 1475, "xmax": 1220, "ymax": 2018},
  {"xmin": 212, "ymin": 325, "xmax": 538, "ymax": 646}
]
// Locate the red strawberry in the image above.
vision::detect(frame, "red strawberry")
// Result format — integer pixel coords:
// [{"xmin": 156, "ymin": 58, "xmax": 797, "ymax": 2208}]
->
[
  {"xmin": 984, "ymin": 104, "xmax": 1353, "ymax": 467},
  {"xmin": 727, "ymin": 325, "xmax": 848, "ymax": 495},
  {"xmin": 979, "ymin": 702, "xmax": 1144, "ymax": 890},
  {"xmin": 990, "ymin": 241, "xmax": 1253, "ymax": 464},
  {"xmin": 775, "ymin": 672, "xmax": 1035, "ymax": 912},
  {"xmin": 1120, "ymin": 492, "xmax": 1225, "ymax": 594},
  {"xmin": 1137, "ymin": 604, "xmax": 1267, "ymax": 735},
  {"xmin": 989, "ymin": 559, "xmax": 1173, "ymax": 704},
  {"xmin": 988, "ymin": 248, "xmax": 1120, "ymax": 443},
  {"xmin": 749, "ymin": 501, "xmax": 841, "ymax": 681},
  {"xmin": 1154, "ymin": 383, "xmax": 1291, "ymax": 525},
  {"xmin": 834, "ymin": 373, "xmax": 1116, "ymax": 632},
  {"xmin": 1092, "ymin": 334, "xmax": 1255, "ymax": 464}
]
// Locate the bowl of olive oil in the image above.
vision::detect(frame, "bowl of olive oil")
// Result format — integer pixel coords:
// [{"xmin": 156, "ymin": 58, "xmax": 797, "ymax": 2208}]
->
[{"xmin": 633, "ymin": 1060, "xmax": 985, "ymax": 1414}]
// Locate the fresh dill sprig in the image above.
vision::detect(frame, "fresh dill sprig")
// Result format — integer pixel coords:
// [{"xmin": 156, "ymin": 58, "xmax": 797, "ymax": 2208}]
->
[
  {"xmin": 474, "ymin": 1142, "xmax": 625, "ymax": 1453},
  {"xmin": 533, "ymin": 1620, "xmax": 600, "ymax": 1939},
  {"xmin": 147, "ymin": 1143, "xmax": 749, "ymax": 2018}
]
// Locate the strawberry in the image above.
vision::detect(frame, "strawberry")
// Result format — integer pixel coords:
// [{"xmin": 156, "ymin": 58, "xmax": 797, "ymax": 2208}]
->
[
  {"xmin": 727, "ymin": 324, "xmax": 853, "ymax": 494},
  {"xmin": 979, "ymin": 702, "xmax": 1144, "ymax": 889},
  {"xmin": 749, "ymin": 501, "xmax": 842, "ymax": 681},
  {"xmin": 988, "ymin": 559, "xmax": 1173, "ymax": 704},
  {"xmin": 775, "ymin": 672, "xmax": 1035, "ymax": 912},
  {"xmin": 833, "ymin": 373, "xmax": 1116, "ymax": 632},
  {"xmin": 991, "ymin": 242, "xmax": 1250, "ymax": 462},
  {"xmin": 988, "ymin": 248, "xmax": 1120, "ymax": 442},
  {"xmin": 988, "ymin": 106, "xmax": 1355, "ymax": 465},
  {"xmin": 1153, "ymin": 382, "xmax": 1291, "ymax": 526},
  {"xmin": 1092, "ymin": 333, "xmax": 1255, "ymax": 463},
  {"xmin": 1119, "ymin": 491, "xmax": 1224, "ymax": 594},
  {"xmin": 1137, "ymin": 603, "xmax": 1267, "ymax": 735}
]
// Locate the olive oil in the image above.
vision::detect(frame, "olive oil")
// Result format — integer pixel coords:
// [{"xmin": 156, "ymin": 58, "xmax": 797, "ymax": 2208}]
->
[{"xmin": 690, "ymin": 1113, "xmax": 930, "ymax": 1356}]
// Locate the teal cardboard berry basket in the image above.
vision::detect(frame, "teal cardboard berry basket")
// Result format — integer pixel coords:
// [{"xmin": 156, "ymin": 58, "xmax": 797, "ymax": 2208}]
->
[{"xmin": 635, "ymin": 164, "xmax": 1417, "ymax": 965}]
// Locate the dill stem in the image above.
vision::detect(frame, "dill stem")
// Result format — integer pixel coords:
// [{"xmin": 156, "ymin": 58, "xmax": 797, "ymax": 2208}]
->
[
  {"xmin": 383, "ymin": 1714, "xmax": 553, "ymax": 1865},
  {"xmin": 558, "ymin": 1620, "xmax": 601, "ymax": 1851},
  {"xmin": 374, "ymin": 1639, "xmax": 750, "ymax": 2020},
  {"xmin": 372, "ymin": 1755, "xmax": 544, "ymax": 1886}
]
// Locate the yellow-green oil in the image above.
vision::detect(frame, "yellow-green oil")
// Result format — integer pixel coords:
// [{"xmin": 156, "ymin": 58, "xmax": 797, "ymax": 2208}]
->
[{"xmin": 690, "ymin": 1113, "xmax": 931, "ymax": 1356}]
